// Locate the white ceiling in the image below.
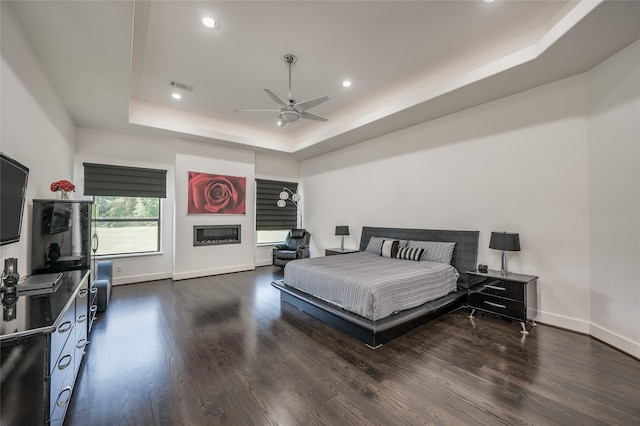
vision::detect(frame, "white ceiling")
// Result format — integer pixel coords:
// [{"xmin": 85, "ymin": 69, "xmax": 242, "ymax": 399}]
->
[{"xmin": 8, "ymin": 1, "xmax": 640, "ymax": 160}]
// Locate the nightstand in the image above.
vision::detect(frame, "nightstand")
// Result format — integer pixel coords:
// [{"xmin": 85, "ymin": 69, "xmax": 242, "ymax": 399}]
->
[
  {"xmin": 466, "ymin": 269, "xmax": 538, "ymax": 334},
  {"xmin": 325, "ymin": 248, "xmax": 359, "ymax": 256}
]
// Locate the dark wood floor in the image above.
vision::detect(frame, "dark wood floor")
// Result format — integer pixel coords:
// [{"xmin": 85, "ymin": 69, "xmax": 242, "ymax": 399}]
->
[{"xmin": 65, "ymin": 266, "xmax": 640, "ymax": 425}]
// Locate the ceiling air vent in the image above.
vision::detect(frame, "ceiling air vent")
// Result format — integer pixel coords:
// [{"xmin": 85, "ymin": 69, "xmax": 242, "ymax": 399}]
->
[{"xmin": 170, "ymin": 81, "xmax": 194, "ymax": 91}]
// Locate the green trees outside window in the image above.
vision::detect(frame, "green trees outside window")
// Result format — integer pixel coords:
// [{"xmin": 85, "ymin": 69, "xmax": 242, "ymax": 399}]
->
[{"xmin": 93, "ymin": 196, "xmax": 160, "ymax": 256}]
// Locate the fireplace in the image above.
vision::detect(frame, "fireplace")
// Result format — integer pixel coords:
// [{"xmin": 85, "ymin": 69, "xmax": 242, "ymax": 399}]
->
[{"xmin": 193, "ymin": 225, "xmax": 241, "ymax": 246}]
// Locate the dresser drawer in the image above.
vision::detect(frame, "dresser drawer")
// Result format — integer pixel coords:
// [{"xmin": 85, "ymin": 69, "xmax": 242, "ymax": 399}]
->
[
  {"xmin": 468, "ymin": 292, "xmax": 526, "ymax": 321},
  {"xmin": 74, "ymin": 322, "xmax": 88, "ymax": 376},
  {"xmin": 49, "ymin": 305, "xmax": 75, "ymax": 374},
  {"xmin": 470, "ymin": 278, "xmax": 524, "ymax": 302},
  {"xmin": 49, "ymin": 333, "xmax": 75, "ymax": 418}
]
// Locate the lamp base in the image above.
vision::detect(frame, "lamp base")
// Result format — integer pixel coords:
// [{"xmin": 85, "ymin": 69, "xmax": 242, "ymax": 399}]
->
[
  {"xmin": 340, "ymin": 236, "xmax": 345, "ymax": 251},
  {"xmin": 500, "ymin": 251, "xmax": 510, "ymax": 276}
]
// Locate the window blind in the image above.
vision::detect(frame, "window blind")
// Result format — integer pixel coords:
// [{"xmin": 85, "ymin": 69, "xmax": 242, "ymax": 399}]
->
[
  {"xmin": 83, "ymin": 163, "xmax": 167, "ymax": 198},
  {"xmin": 255, "ymin": 179, "xmax": 298, "ymax": 231}
]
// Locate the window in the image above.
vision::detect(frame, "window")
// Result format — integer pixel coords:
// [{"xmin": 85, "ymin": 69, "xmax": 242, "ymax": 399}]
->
[
  {"xmin": 255, "ymin": 179, "xmax": 298, "ymax": 244},
  {"xmin": 93, "ymin": 196, "xmax": 160, "ymax": 256},
  {"xmin": 257, "ymin": 229, "xmax": 289, "ymax": 245},
  {"xmin": 83, "ymin": 162, "xmax": 167, "ymax": 256}
]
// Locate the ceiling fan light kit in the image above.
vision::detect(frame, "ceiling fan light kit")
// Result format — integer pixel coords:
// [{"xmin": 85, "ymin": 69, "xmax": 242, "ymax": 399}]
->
[{"xmin": 240, "ymin": 54, "xmax": 329, "ymax": 127}]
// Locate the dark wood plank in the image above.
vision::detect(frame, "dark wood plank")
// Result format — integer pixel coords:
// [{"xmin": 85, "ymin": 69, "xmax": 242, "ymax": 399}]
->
[{"xmin": 65, "ymin": 266, "xmax": 640, "ymax": 425}]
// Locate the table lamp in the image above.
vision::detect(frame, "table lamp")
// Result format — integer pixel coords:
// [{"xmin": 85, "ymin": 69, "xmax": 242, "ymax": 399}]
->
[
  {"xmin": 489, "ymin": 232, "xmax": 520, "ymax": 276},
  {"xmin": 335, "ymin": 226, "xmax": 349, "ymax": 251}
]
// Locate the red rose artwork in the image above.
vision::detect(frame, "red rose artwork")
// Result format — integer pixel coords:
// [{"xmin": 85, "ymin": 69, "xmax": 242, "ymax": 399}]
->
[{"xmin": 188, "ymin": 172, "xmax": 246, "ymax": 214}]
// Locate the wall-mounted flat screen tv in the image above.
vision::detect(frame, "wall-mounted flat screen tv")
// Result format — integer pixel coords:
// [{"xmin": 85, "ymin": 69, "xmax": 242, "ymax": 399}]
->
[{"xmin": 1, "ymin": 153, "xmax": 29, "ymax": 245}]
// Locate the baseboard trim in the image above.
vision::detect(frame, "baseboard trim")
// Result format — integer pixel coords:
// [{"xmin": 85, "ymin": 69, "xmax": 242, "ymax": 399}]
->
[
  {"xmin": 255, "ymin": 259, "xmax": 274, "ymax": 267},
  {"xmin": 535, "ymin": 310, "xmax": 591, "ymax": 334},
  {"xmin": 535, "ymin": 310, "xmax": 640, "ymax": 360},
  {"xmin": 113, "ymin": 272, "xmax": 172, "ymax": 286},
  {"xmin": 590, "ymin": 323, "xmax": 640, "ymax": 360},
  {"xmin": 172, "ymin": 263, "xmax": 256, "ymax": 281}
]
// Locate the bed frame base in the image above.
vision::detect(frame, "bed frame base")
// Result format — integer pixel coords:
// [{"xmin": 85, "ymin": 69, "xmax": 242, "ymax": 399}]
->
[{"xmin": 274, "ymin": 280, "xmax": 464, "ymax": 348}]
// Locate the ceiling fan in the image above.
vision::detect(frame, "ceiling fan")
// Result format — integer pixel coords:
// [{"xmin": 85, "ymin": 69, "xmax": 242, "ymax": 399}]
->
[{"xmin": 239, "ymin": 54, "xmax": 329, "ymax": 127}]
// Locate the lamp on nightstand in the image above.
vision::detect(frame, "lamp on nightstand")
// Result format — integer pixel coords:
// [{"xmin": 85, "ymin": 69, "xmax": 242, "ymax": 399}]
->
[
  {"xmin": 489, "ymin": 232, "xmax": 520, "ymax": 276},
  {"xmin": 335, "ymin": 226, "xmax": 349, "ymax": 251}
]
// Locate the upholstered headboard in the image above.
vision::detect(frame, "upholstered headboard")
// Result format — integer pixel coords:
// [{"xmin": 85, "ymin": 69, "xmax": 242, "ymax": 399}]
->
[{"xmin": 359, "ymin": 226, "xmax": 479, "ymax": 288}]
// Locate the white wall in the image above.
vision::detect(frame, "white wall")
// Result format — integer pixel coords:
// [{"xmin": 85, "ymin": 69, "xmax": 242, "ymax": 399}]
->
[
  {"xmin": 1, "ymin": 2, "xmax": 77, "ymax": 277},
  {"xmin": 302, "ymin": 76, "xmax": 592, "ymax": 332},
  {"xmin": 173, "ymin": 139, "xmax": 256, "ymax": 279},
  {"xmin": 588, "ymin": 38, "xmax": 640, "ymax": 357},
  {"xmin": 301, "ymin": 42, "xmax": 640, "ymax": 358},
  {"xmin": 74, "ymin": 127, "xmax": 176, "ymax": 285}
]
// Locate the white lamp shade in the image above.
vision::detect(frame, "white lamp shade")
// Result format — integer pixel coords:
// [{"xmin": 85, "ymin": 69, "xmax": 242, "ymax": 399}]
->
[
  {"xmin": 279, "ymin": 191, "xmax": 289, "ymax": 200},
  {"xmin": 276, "ymin": 199, "xmax": 286, "ymax": 208},
  {"xmin": 291, "ymin": 193, "xmax": 301, "ymax": 202}
]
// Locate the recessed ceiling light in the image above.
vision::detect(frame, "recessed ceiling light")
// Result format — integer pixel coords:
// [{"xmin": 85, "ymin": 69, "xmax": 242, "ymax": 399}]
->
[
  {"xmin": 202, "ymin": 17, "xmax": 217, "ymax": 29},
  {"xmin": 342, "ymin": 80, "xmax": 352, "ymax": 88},
  {"xmin": 171, "ymin": 93, "xmax": 182, "ymax": 100},
  {"xmin": 481, "ymin": 0, "xmax": 497, "ymax": 4}
]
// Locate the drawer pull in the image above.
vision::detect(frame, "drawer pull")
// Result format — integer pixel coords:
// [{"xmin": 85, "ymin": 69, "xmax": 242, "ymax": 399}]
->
[
  {"xmin": 57, "ymin": 321, "xmax": 72, "ymax": 334},
  {"xmin": 78, "ymin": 289, "xmax": 88, "ymax": 298},
  {"xmin": 485, "ymin": 284, "xmax": 506, "ymax": 291},
  {"xmin": 77, "ymin": 314, "xmax": 87, "ymax": 323},
  {"xmin": 58, "ymin": 353, "xmax": 72, "ymax": 370},
  {"xmin": 76, "ymin": 338, "xmax": 87, "ymax": 349},
  {"xmin": 56, "ymin": 387, "xmax": 72, "ymax": 407},
  {"xmin": 90, "ymin": 287, "xmax": 98, "ymax": 294},
  {"xmin": 90, "ymin": 305, "xmax": 98, "ymax": 313},
  {"xmin": 484, "ymin": 301, "xmax": 506, "ymax": 309}
]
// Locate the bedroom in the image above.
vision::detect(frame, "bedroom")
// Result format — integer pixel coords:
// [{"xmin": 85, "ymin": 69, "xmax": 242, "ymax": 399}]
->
[{"xmin": 1, "ymin": 1, "xmax": 639, "ymax": 424}]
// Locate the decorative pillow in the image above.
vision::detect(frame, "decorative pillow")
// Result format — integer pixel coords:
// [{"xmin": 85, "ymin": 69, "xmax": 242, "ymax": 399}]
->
[
  {"xmin": 395, "ymin": 246, "xmax": 424, "ymax": 261},
  {"xmin": 407, "ymin": 240, "xmax": 456, "ymax": 264},
  {"xmin": 365, "ymin": 236, "xmax": 385, "ymax": 254},
  {"xmin": 380, "ymin": 240, "xmax": 400, "ymax": 258}
]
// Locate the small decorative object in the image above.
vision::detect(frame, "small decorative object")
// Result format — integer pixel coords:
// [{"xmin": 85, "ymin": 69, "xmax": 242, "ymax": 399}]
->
[
  {"xmin": 276, "ymin": 187, "xmax": 302, "ymax": 227},
  {"xmin": 477, "ymin": 264, "xmax": 488, "ymax": 273},
  {"xmin": 335, "ymin": 226, "xmax": 349, "ymax": 251},
  {"xmin": 50, "ymin": 179, "xmax": 75, "ymax": 199},
  {"xmin": 188, "ymin": 172, "xmax": 246, "ymax": 214},
  {"xmin": 489, "ymin": 232, "xmax": 521, "ymax": 276}
]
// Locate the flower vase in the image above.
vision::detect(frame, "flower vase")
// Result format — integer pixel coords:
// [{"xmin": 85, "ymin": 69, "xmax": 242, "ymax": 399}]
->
[{"xmin": 59, "ymin": 191, "xmax": 69, "ymax": 200}]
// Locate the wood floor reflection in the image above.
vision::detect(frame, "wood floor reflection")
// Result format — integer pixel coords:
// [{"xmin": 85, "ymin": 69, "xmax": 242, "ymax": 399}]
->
[{"xmin": 65, "ymin": 266, "xmax": 640, "ymax": 425}]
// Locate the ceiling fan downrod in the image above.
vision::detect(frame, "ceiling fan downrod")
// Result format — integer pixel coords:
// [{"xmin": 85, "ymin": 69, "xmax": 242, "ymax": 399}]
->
[{"xmin": 284, "ymin": 54, "xmax": 296, "ymax": 103}]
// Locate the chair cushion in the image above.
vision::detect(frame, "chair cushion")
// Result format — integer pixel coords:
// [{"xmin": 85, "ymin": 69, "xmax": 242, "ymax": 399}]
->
[
  {"xmin": 290, "ymin": 229, "xmax": 306, "ymax": 238},
  {"xmin": 93, "ymin": 279, "xmax": 111, "ymax": 313},
  {"xmin": 275, "ymin": 250, "xmax": 298, "ymax": 260}
]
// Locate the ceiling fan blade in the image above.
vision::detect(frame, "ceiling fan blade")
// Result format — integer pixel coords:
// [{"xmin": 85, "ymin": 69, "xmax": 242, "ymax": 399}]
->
[
  {"xmin": 300, "ymin": 111, "xmax": 328, "ymax": 122},
  {"xmin": 264, "ymin": 88, "xmax": 289, "ymax": 109},
  {"xmin": 235, "ymin": 109, "xmax": 280, "ymax": 112},
  {"xmin": 294, "ymin": 96, "xmax": 329, "ymax": 113}
]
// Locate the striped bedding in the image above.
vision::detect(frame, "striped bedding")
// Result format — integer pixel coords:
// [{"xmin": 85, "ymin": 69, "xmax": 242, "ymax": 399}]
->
[{"xmin": 283, "ymin": 251, "xmax": 459, "ymax": 321}]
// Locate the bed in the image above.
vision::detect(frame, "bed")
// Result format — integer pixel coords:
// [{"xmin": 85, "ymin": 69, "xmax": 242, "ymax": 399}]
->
[{"xmin": 271, "ymin": 226, "xmax": 479, "ymax": 348}]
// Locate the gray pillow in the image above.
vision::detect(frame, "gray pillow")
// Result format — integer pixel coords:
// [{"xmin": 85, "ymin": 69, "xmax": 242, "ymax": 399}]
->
[
  {"xmin": 407, "ymin": 240, "xmax": 456, "ymax": 264},
  {"xmin": 365, "ymin": 236, "xmax": 385, "ymax": 254}
]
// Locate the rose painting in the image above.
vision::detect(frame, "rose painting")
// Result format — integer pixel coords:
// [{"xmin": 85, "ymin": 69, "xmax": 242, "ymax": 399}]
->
[{"xmin": 188, "ymin": 172, "xmax": 246, "ymax": 214}]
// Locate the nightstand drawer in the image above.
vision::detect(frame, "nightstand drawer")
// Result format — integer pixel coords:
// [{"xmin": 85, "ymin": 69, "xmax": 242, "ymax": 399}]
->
[
  {"xmin": 470, "ymin": 278, "xmax": 524, "ymax": 302},
  {"xmin": 468, "ymin": 293, "xmax": 526, "ymax": 321}
]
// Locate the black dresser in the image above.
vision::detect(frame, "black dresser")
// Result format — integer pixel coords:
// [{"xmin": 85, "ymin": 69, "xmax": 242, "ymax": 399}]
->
[{"xmin": 1, "ymin": 269, "xmax": 90, "ymax": 426}]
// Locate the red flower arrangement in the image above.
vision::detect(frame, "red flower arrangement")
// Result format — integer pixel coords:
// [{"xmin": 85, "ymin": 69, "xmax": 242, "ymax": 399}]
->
[{"xmin": 50, "ymin": 180, "xmax": 75, "ymax": 193}]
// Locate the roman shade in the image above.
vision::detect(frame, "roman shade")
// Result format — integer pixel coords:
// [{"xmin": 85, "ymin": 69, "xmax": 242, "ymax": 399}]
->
[
  {"xmin": 83, "ymin": 163, "xmax": 167, "ymax": 198},
  {"xmin": 256, "ymin": 179, "xmax": 298, "ymax": 231}
]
